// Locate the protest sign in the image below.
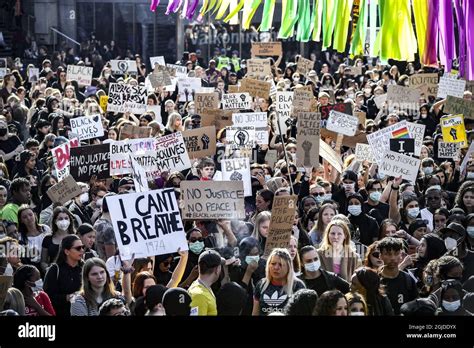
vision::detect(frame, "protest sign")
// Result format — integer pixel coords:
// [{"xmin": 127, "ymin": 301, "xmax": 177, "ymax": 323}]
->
[
  {"xmin": 111, "ymin": 60, "xmax": 138, "ymax": 75},
  {"xmin": 201, "ymin": 109, "xmax": 234, "ymax": 129},
  {"xmin": 387, "ymin": 85, "xmax": 420, "ymax": 104},
  {"xmin": 441, "ymin": 115, "xmax": 468, "ymax": 148},
  {"xmin": 28, "ymin": 68, "xmax": 39, "ymax": 83},
  {"xmin": 293, "ymin": 88, "xmax": 313, "ymax": 112},
  {"xmin": 232, "ymin": 112, "xmax": 268, "ymax": 145},
  {"xmin": 347, "ymin": 66, "xmax": 362, "ymax": 76},
  {"xmin": 409, "ymin": 73, "xmax": 439, "ymax": 96},
  {"xmin": 66, "ymin": 65, "xmax": 93, "ymax": 86},
  {"xmin": 149, "ymin": 68, "xmax": 172, "ymax": 89},
  {"xmin": 177, "ymin": 77, "xmax": 202, "ymax": 102},
  {"xmin": 146, "ymin": 105, "xmax": 162, "ymax": 124},
  {"xmin": 320, "ymin": 102, "xmax": 352, "ymax": 127},
  {"xmin": 389, "ymin": 138, "xmax": 415, "ymax": 156},
  {"xmin": 166, "ymin": 64, "xmax": 188, "ymax": 77},
  {"xmin": 228, "ymin": 85, "xmax": 240, "ymax": 93},
  {"xmin": 107, "ymin": 83, "xmax": 147, "ymax": 114},
  {"xmin": 154, "ymin": 132, "xmax": 191, "ymax": 173},
  {"xmin": 265, "ymin": 149, "xmax": 278, "ymax": 168},
  {"xmin": 180, "ymin": 181, "xmax": 245, "ymax": 220},
  {"xmin": 296, "ymin": 112, "xmax": 321, "ymax": 167},
  {"xmin": 110, "ymin": 138, "xmax": 157, "ymax": 175},
  {"xmin": 119, "ymin": 124, "xmax": 152, "ymax": 140},
  {"xmin": 437, "ymin": 77, "xmax": 467, "ymax": 99},
  {"xmin": 107, "ymin": 188, "xmax": 188, "ymax": 260},
  {"xmin": 52, "ymin": 141, "xmax": 71, "ymax": 181},
  {"xmin": 70, "ymin": 115, "xmax": 104, "ymax": 141},
  {"xmin": 221, "ymin": 157, "xmax": 252, "ymax": 197},
  {"xmin": 70, "ymin": 143, "xmax": 110, "ymax": 182},
  {"xmin": 466, "ymin": 80, "xmax": 474, "ymax": 94},
  {"xmin": 239, "ymin": 78, "xmax": 271, "ymax": 99},
  {"xmin": 438, "ymin": 142, "xmax": 460, "ymax": 159},
  {"xmin": 246, "ymin": 58, "xmax": 272, "ymax": 80},
  {"xmin": 195, "ymin": 92, "xmax": 220, "ymax": 115},
  {"xmin": 296, "ymin": 56, "xmax": 314, "ymax": 76},
  {"xmin": 149, "ymin": 56, "xmax": 165, "ymax": 68},
  {"xmin": 46, "ymin": 175, "xmax": 82, "ymax": 205},
  {"xmin": 129, "ymin": 154, "xmax": 149, "ymax": 193},
  {"xmin": 251, "ymin": 42, "xmax": 282, "ymax": 57},
  {"xmin": 226, "ymin": 126, "xmax": 256, "ymax": 149},
  {"xmin": 182, "ymin": 126, "xmax": 217, "ymax": 158},
  {"xmin": 0, "ymin": 59, "xmax": 7, "ymax": 79},
  {"xmin": 406, "ymin": 122, "xmax": 426, "ymax": 157},
  {"xmin": 378, "ymin": 151, "xmax": 421, "ymax": 183},
  {"xmin": 0, "ymin": 276, "xmax": 12, "ymax": 310},
  {"xmin": 460, "ymin": 142, "xmax": 474, "ymax": 176},
  {"xmin": 366, "ymin": 121, "xmax": 411, "ymax": 164},
  {"xmin": 222, "ymin": 93, "xmax": 252, "ymax": 110},
  {"xmin": 444, "ymin": 95, "xmax": 474, "ymax": 120},
  {"xmin": 326, "ymin": 110, "xmax": 358, "ymax": 136},
  {"xmin": 263, "ymin": 195, "xmax": 298, "ymax": 258},
  {"xmin": 355, "ymin": 143, "xmax": 376, "ymax": 163},
  {"xmin": 319, "ymin": 139, "xmax": 343, "ymax": 173},
  {"xmin": 99, "ymin": 96, "xmax": 108, "ymax": 113},
  {"xmin": 275, "ymin": 91, "xmax": 294, "ymax": 134},
  {"xmin": 373, "ymin": 94, "xmax": 387, "ymax": 109}
]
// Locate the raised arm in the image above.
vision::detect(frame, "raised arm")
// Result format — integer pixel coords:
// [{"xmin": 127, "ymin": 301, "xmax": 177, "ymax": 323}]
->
[{"xmin": 167, "ymin": 249, "xmax": 189, "ymax": 288}]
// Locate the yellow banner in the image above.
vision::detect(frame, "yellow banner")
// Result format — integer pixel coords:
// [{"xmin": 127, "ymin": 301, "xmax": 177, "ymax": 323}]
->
[{"xmin": 441, "ymin": 114, "xmax": 467, "ymax": 148}]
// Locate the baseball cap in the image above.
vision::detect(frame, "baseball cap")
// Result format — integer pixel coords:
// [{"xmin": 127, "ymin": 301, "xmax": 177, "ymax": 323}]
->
[
  {"xmin": 162, "ymin": 287, "xmax": 192, "ymax": 316},
  {"xmin": 118, "ymin": 177, "xmax": 134, "ymax": 188},
  {"xmin": 198, "ymin": 249, "xmax": 223, "ymax": 269}
]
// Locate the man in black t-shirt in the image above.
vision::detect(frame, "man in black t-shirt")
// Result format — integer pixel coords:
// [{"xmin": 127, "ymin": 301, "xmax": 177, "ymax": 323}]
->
[
  {"xmin": 379, "ymin": 237, "xmax": 418, "ymax": 315},
  {"xmin": 363, "ymin": 179, "xmax": 389, "ymax": 225}
]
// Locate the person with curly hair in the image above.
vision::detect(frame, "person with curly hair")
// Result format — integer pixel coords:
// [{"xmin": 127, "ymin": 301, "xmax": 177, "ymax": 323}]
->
[{"xmin": 313, "ymin": 289, "xmax": 347, "ymax": 316}]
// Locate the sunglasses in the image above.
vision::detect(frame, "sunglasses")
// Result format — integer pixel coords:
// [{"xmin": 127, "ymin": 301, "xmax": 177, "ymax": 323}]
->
[
  {"xmin": 312, "ymin": 192, "xmax": 325, "ymax": 197},
  {"xmin": 71, "ymin": 245, "xmax": 85, "ymax": 251},
  {"xmin": 190, "ymin": 238, "xmax": 203, "ymax": 243},
  {"xmin": 371, "ymin": 251, "xmax": 380, "ymax": 258}
]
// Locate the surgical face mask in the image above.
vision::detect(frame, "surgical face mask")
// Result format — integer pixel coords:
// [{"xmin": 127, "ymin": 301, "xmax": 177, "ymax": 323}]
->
[
  {"xmin": 104, "ymin": 73, "xmax": 111, "ymax": 79},
  {"xmin": 56, "ymin": 219, "xmax": 70, "ymax": 231},
  {"xmin": 264, "ymin": 175, "xmax": 272, "ymax": 182},
  {"xmin": 28, "ymin": 279, "xmax": 44, "ymax": 292},
  {"xmin": 423, "ymin": 167, "xmax": 433, "ymax": 175},
  {"xmin": 189, "ymin": 241, "xmax": 205, "ymax": 254},
  {"xmin": 304, "ymin": 260, "xmax": 321, "ymax": 272},
  {"xmin": 245, "ymin": 255, "xmax": 260, "ymax": 265},
  {"xmin": 293, "ymin": 77, "xmax": 300, "ymax": 83},
  {"xmin": 315, "ymin": 195, "xmax": 324, "ymax": 204},
  {"xmin": 467, "ymin": 226, "xmax": 474, "ymax": 238},
  {"xmin": 421, "ymin": 112, "xmax": 428, "ymax": 119},
  {"xmin": 348, "ymin": 93, "xmax": 355, "ymax": 99},
  {"xmin": 430, "ymin": 185, "xmax": 442, "ymax": 191},
  {"xmin": 348, "ymin": 205, "xmax": 362, "ymax": 216},
  {"xmin": 442, "ymin": 300, "xmax": 461, "ymax": 312},
  {"xmin": 80, "ymin": 192, "xmax": 89, "ymax": 204},
  {"xmin": 407, "ymin": 207, "xmax": 420, "ymax": 219},
  {"xmin": 343, "ymin": 183, "xmax": 355, "ymax": 191},
  {"xmin": 467, "ymin": 172, "xmax": 474, "ymax": 179},
  {"xmin": 323, "ymin": 193, "xmax": 332, "ymax": 201},
  {"xmin": 96, "ymin": 198, "xmax": 103, "ymax": 208},
  {"xmin": 444, "ymin": 237, "xmax": 458, "ymax": 251},
  {"xmin": 349, "ymin": 311, "xmax": 365, "ymax": 316},
  {"xmin": 369, "ymin": 191, "xmax": 382, "ymax": 202}
]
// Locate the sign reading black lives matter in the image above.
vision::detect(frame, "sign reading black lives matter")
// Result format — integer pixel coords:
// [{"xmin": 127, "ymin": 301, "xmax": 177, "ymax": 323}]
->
[
  {"xmin": 222, "ymin": 93, "xmax": 252, "ymax": 110},
  {"xmin": 107, "ymin": 188, "xmax": 188, "ymax": 260},
  {"xmin": 182, "ymin": 126, "xmax": 216, "ymax": 159},
  {"xmin": 438, "ymin": 142, "xmax": 460, "ymax": 159},
  {"xmin": 69, "ymin": 143, "xmax": 110, "ymax": 182},
  {"xmin": 107, "ymin": 83, "xmax": 147, "ymax": 114},
  {"xmin": 110, "ymin": 60, "xmax": 138, "ymax": 75},
  {"xmin": 70, "ymin": 115, "xmax": 104, "ymax": 140},
  {"xmin": 66, "ymin": 65, "xmax": 93, "ymax": 86}
]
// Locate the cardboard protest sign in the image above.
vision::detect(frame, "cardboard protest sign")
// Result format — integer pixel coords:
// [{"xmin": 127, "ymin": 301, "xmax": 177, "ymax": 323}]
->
[
  {"xmin": 226, "ymin": 126, "xmax": 256, "ymax": 149},
  {"xmin": 263, "ymin": 195, "xmax": 298, "ymax": 258},
  {"xmin": 406, "ymin": 122, "xmax": 426, "ymax": 157},
  {"xmin": 107, "ymin": 83, "xmax": 147, "ymax": 114},
  {"xmin": 28, "ymin": 68, "xmax": 39, "ymax": 83},
  {"xmin": 107, "ymin": 188, "xmax": 188, "ymax": 260},
  {"xmin": 149, "ymin": 56, "xmax": 165, "ymax": 68},
  {"xmin": 154, "ymin": 132, "xmax": 191, "ymax": 173},
  {"xmin": 52, "ymin": 141, "xmax": 71, "ymax": 182},
  {"xmin": 228, "ymin": 85, "xmax": 240, "ymax": 93},
  {"xmin": 293, "ymin": 88, "xmax": 313, "ymax": 112},
  {"xmin": 366, "ymin": 121, "xmax": 412, "ymax": 164},
  {"xmin": 387, "ymin": 85, "xmax": 420, "ymax": 104},
  {"xmin": 99, "ymin": 96, "xmax": 108, "ymax": 113},
  {"xmin": 221, "ymin": 157, "xmax": 252, "ymax": 197},
  {"xmin": 222, "ymin": 93, "xmax": 252, "ymax": 110},
  {"xmin": 119, "ymin": 124, "xmax": 152, "ymax": 140},
  {"xmin": 129, "ymin": 154, "xmax": 149, "ymax": 193},
  {"xmin": 319, "ymin": 139, "xmax": 343, "ymax": 173},
  {"xmin": 180, "ymin": 181, "xmax": 245, "ymax": 220},
  {"xmin": 232, "ymin": 112, "xmax": 268, "ymax": 145},
  {"xmin": 70, "ymin": 115, "xmax": 104, "ymax": 141},
  {"xmin": 182, "ymin": 126, "xmax": 217, "ymax": 158},
  {"xmin": 326, "ymin": 110, "xmax": 358, "ymax": 136},
  {"xmin": 378, "ymin": 151, "xmax": 421, "ymax": 183},
  {"xmin": 0, "ymin": 276, "xmax": 13, "ymax": 310},
  {"xmin": 166, "ymin": 64, "xmax": 188, "ymax": 78},
  {"xmin": 265, "ymin": 149, "xmax": 278, "ymax": 168},
  {"xmin": 177, "ymin": 77, "xmax": 202, "ymax": 102},
  {"xmin": 275, "ymin": 91, "xmax": 294, "ymax": 135},
  {"xmin": 437, "ymin": 77, "xmax": 467, "ymax": 98},
  {"xmin": 239, "ymin": 78, "xmax": 270, "ymax": 100},
  {"xmin": 251, "ymin": 42, "xmax": 282, "ymax": 57},
  {"xmin": 355, "ymin": 143, "xmax": 376, "ymax": 163},
  {"xmin": 347, "ymin": 66, "xmax": 362, "ymax": 76},
  {"xmin": 70, "ymin": 143, "xmax": 110, "ymax": 182},
  {"xmin": 444, "ymin": 95, "xmax": 474, "ymax": 120},
  {"xmin": 460, "ymin": 142, "xmax": 474, "ymax": 176},
  {"xmin": 201, "ymin": 109, "xmax": 234, "ymax": 129},
  {"xmin": 195, "ymin": 93, "xmax": 220, "ymax": 115},
  {"xmin": 409, "ymin": 73, "xmax": 439, "ymax": 96},
  {"xmin": 296, "ymin": 56, "xmax": 314, "ymax": 76},
  {"xmin": 319, "ymin": 102, "xmax": 353, "ymax": 127},
  {"xmin": 438, "ymin": 142, "xmax": 460, "ymax": 159},
  {"xmin": 441, "ymin": 114, "xmax": 467, "ymax": 148},
  {"xmin": 149, "ymin": 68, "xmax": 172, "ymax": 89},
  {"xmin": 111, "ymin": 60, "xmax": 138, "ymax": 75},
  {"xmin": 389, "ymin": 138, "xmax": 415, "ymax": 156},
  {"xmin": 46, "ymin": 175, "xmax": 82, "ymax": 205},
  {"xmin": 246, "ymin": 58, "xmax": 272, "ymax": 80},
  {"xmin": 296, "ymin": 112, "xmax": 321, "ymax": 167},
  {"xmin": 67, "ymin": 65, "xmax": 93, "ymax": 86},
  {"xmin": 110, "ymin": 138, "xmax": 157, "ymax": 175}
]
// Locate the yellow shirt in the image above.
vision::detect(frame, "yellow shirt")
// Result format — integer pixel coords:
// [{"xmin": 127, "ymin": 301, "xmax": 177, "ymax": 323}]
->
[{"xmin": 188, "ymin": 280, "xmax": 217, "ymax": 316}]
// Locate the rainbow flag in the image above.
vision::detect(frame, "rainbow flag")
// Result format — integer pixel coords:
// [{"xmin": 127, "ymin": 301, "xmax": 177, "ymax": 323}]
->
[{"xmin": 392, "ymin": 127, "xmax": 410, "ymax": 139}]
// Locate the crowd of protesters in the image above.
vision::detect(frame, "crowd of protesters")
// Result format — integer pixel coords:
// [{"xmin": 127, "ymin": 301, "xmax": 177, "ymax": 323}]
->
[{"xmin": 0, "ymin": 35, "xmax": 473, "ymax": 317}]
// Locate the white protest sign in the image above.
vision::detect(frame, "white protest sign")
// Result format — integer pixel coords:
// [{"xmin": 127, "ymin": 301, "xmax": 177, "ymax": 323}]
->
[
  {"xmin": 276, "ymin": 91, "xmax": 294, "ymax": 135},
  {"xmin": 149, "ymin": 56, "xmax": 165, "ymax": 68},
  {"xmin": 70, "ymin": 115, "xmax": 104, "ymax": 141},
  {"xmin": 28, "ymin": 68, "xmax": 40, "ymax": 83},
  {"xmin": 221, "ymin": 157, "xmax": 252, "ymax": 197},
  {"xmin": 66, "ymin": 65, "xmax": 93, "ymax": 86},
  {"xmin": 406, "ymin": 122, "xmax": 426, "ymax": 157},
  {"xmin": 52, "ymin": 141, "xmax": 71, "ymax": 182},
  {"xmin": 110, "ymin": 138, "xmax": 157, "ymax": 176},
  {"xmin": 154, "ymin": 132, "xmax": 191, "ymax": 173},
  {"xmin": 326, "ymin": 110, "xmax": 358, "ymax": 136},
  {"xmin": 355, "ymin": 143, "xmax": 376, "ymax": 163},
  {"xmin": 0, "ymin": 58, "xmax": 6, "ymax": 79},
  {"xmin": 177, "ymin": 77, "xmax": 202, "ymax": 102},
  {"xmin": 378, "ymin": 151, "xmax": 421, "ymax": 183},
  {"xmin": 232, "ymin": 112, "xmax": 268, "ymax": 145},
  {"xmin": 437, "ymin": 76, "xmax": 467, "ymax": 98},
  {"xmin": 146, "ymin": 105, "xmax": 162, "ymax": 124},
  {"xmin": 366, "ymin": 121, "xmax": 411, "ymax": 165},
  {"xmin": 319, "ymin": 139, "xmax": 343, "ymax": 173},
  {"xmin": 129, "ymin": 154, "xmax": 149, "ymax": 193},
  {"xmin": 111, "ymin": 60, "xmax": 138, "ymax": 75},
  {"xmin": 222, "ymin": 93, "xmax": 252, "ymax": 110},
  {"xmin": 107, "ymin": 83, "xmax": 147, "ymax": 114},
  {"xmin": 460, "ymin": 142, "xmax": 474, "ymax": 176},
  {"xmin": 107, "ymin": 188, "xmax": 188, "ymax": 260},
  {"xmin": 387, "ymin": 85, "xmax": 421, "ymax": 104},
  {"xmin": 226, "ymin": 126, "xmax": 256, "ymax": 149},
  {"xmin": 167, "ymin": 64, "xmax": 188, "ymax": 77},
  {"xmin": 437, "ymin": 142, "xmax": 459, "ymax": 159}
]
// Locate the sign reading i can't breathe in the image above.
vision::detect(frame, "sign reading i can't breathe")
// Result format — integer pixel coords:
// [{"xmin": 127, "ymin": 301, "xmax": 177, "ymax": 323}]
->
[{"xmin": 107, "ymin": 188, "xmax": 188, "ymax": 260}]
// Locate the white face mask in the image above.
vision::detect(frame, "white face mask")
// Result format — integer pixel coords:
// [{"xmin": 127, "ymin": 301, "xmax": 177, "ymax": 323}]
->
[
  {"xmin": 407, "ymin": 207, "xmax": 420, "ymax": 219},
  {"xmin": 349, "ymin": 311, "xmax": 365, "ymax": 316},
  {"xmin": 28, "ymin": 279, "xmax": 44, "ymax": 292},
  {"xmin": 304, "ymin": 260, "xmax": 321, "ymax": 272},
  {"xmin": 442, "ymin": 300, "xmax": 461, "ymax": 312},
  {"xmin": 323, "ymin": 193, "xmax": 332, "ymax": 201},
  {"xmin": 348, "ymin": 205, "xmax": 362, "ymax": 216},
  {"xmin": 423, "ymin": 167, "xmax": 434, "ymax": 175},
  {"xmin": 369, "ymin": 191, "xmax": 382, "ymax": 202},
  {"xmin": 467, "ymin": 172, "xmax": 474, "ymax": 179},
  {"xmin": 444, "ymin": 237, "xmax": 458, "ymax": 251},
  {"xmin": 80, "ymin": 192, "xmax": 89, "ymax": 204},
  {"xmin": 56, "ymin": 219, "xmax": 70, "ymax": 231},
  {"xmin": 264, "ymin": 175, "xmax": 272, "ymax": 182},
  {"xmin": 343, "ymin": 183, "xmax": 355, "ymax": 191},
  {"xmin": 245, "ymin": 255, "xmax": 260, "ymax": 265},
  {"xmin": 467, "ymin": 226, "xmax": 474, "ymax": 238}
]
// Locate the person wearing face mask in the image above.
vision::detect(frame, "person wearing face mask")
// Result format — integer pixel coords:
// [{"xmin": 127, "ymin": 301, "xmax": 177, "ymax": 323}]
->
[
  {"xmin": 363, "ymin": 179, "xmax": 389, "ymax": 225},
  {"xmin": 69, "ymin": 182, "xmax": 93, "ymax": 229},
  {"xmin": 347, "ymin": 193, "xmax": 379, "ymax": 247},
  {"xmin": 179, "ymin": 228, "xmax": 206, "ymax": 289},
  {"xmin": 416, "ymin": 104, "xmax": 437, "ymax": 135},
  {"xmin": 345, "ymin": 292, "xmax": 368, "ymax": 316},
  {"xmin": 390, "ymin": 180, "xmax": 421, "ymax": 233},
  {"xmin": 436, "ymin": 280, "xmax": 472, "ymax": 316},
  {"xmin": 13, "ymin": 264, "xmax": 55, "ymax": 316},
  {"xmin": 420, "ymin": 186, "xmax": 442, "ymax": 232},
  {"xmin": 85, "ymin": 184, "xmax": 107, "ymax": 225},
  {"xmin": 332, "ymin": 170, "xmax": 359, "ymax": 215}
]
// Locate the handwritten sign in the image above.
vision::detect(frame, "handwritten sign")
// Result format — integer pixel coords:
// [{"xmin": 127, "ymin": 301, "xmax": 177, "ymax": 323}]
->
[
  {"xmin": 195, "ymin": 93, "xmax": 220, "ymax": 115},
  {"xmin": 437, "ymin": 77, "xmax": 467, "ymax": 99},
  {"xmin": 246, "ymin": 58, "xmax": 272, "ymax": 80},
  {"xmin": 52, "ymin": 141, "xmax": 71, "ymax": 182},
  {"xmin": 319, "ymin": 102, "xmax": 353, "ymax": 128},
  {"xmin": 441, "ymin": 114, "xmax": 467, "ymax": 148},
  {"xmin": 70, "ymin": 143, "xmax": 110, "ymax": 182},
  {"xmin": 119, "ymin": 124, "xmax": 152, "ymax": 140},
  {"xmin": 444, "ymin": 95, "xmax": 474, "ymax": 120},
  {"xmin": 378, "ymin": 151, "xmax": 421, "ymax": 183},
  {"xmin": 240, "ymin": 78, "xmax": 271, "ymax": 99},
  {"xmin": 222, "ymin": 93, "xmax": 252, "ymax": 110},
  {"xmin": 355, "ymin": 143, "xmax": 376, "ymax": 163},
  {"xmin": 110, "ymin": 60, "xmax": 138, "ymax": 75},
  {"xmin": 149, "ymin": 67, "xmax": 172, "ymax": 88},
  {"xmin": 276, "ymin": 91, "xmax": 294, "ymax": 134},
  {"xmin": 296, "ymin": 57, "xmax": 314, "ymax": 76},
  {"xmin": 406, "ymin": 122, "xmax": 426, "ymax": 157},
  {"xmin": 366, "ymin": 121, "xmax": 412, "ymax": 164},
  {"xmin": 166, "ymin": 64, "xmax": 188, "ymax": 77},
  {"xmin": 182, "ymin": 126, "xmax": 217, "ymax": 159},
  {"xmin": 296, "ymin": 112, "xmax": 321, "ymax": 167},
  {"xmin": 232, "ymin": 112, "xmax": 268, "ymax": 145},
  {"xmin": 149, "ymin": 56, "xmax": 165, "ymax": 68},
  {"xmin": 70, "ymin": 115, "xmax": 104, "ymax": 141},
  {"xmin": 28, "ymin": 68, "xmax": 40, "ymax": 83},
  {"xmin": 389, "ymin": 138, "xmax": 415, "ymax": 156},
  {"xmin": 108, "ymin": 188, "xmax": 188, "ymax": 260},
  {"xmin": 110, "ymin": 138, "xmax": 157, "ymax": 176},
  {"xmin": 66, "ymin": 65, "xmax": 93, "ymax": 86},
  {"xmin": 129, "ymin": 155, "xmax": 149, "ymax": 193},
  {"xmin": 438, "ymin": 142, "xmax": 460, "ymax": 159},
  {"xmin": 99, "ymin": 96, "xmax": 108, "ymax": 113},
  {"xmin": 180, "ymin": 181, "xmax": 245, "ymax": 220},
  {"xmin": 177, "ymin": 77, "xmax": 202, "ymax": 102},
  {"xmin": 251, "ymin": 42, "xmax": 282, "ymax": 57},
  {"xmin": 387, "ymin": 85, "xmax": 421, "ymax": 104},
  {"xmin": 107, "ymin": 83, "xmax": 147, "ymax": 114},
  {"xmin": 47, "ymin": 175, "xmax": 82, "ymax": 205},
  {"xmin": 293, "ymin": 88, "xmax": 313, "ymax": 112},
  {"xmin": 221, "ymin": 157, "xmax": 252, "ymax": 197},
  {"xmin": 326, "ymin": 110, "xmax": 358, "ymax": 136},
  {"xmin": 409, "ymin": 73, "xmax": 439, "ymax": 97},
  {"xmin": 154, "ymin": 132, "xmax": 191, "ymax": 173}
]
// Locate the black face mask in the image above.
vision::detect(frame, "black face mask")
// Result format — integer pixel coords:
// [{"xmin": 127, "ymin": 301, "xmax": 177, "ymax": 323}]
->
[{"xmin": 0, "ymin": 128, "xmax": 7, "ymax": 137}]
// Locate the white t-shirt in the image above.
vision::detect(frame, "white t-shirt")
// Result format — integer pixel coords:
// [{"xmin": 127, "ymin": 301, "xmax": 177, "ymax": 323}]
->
[{"xmin": 27, "ymin": 234, "xmax": 45, "ymax": 263}]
